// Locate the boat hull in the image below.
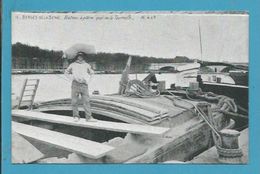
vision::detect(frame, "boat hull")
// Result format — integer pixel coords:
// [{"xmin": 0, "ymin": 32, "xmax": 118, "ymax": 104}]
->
[
  {"xmin": 200, "ymin": 82, "xmax": 248, "ymax": 110},
  {"xmin": 13, "ymin": 96, "xmax": 234, "ymax": 163}
]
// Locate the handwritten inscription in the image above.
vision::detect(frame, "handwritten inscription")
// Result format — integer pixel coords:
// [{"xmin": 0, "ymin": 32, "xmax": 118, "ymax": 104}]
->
[
  {"xmin": 140, "ymin": 15, "xmax": 156, "ymax": 20},
  {"xmin": 14, "ymin": 13, "xmax": 157, "ymax": 21},
  {"xmin": 18, "ymin": 14, "xmax": 61, "ymax": 20}
]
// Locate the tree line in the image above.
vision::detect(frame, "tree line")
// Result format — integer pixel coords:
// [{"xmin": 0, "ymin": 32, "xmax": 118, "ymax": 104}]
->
[{"xmin": 12, "ymin": 42, "xmax": 193, "ymax": 72}]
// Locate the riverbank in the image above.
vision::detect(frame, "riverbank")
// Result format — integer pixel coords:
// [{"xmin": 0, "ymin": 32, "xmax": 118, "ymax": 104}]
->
[{"xmin": 12, "ymin": 69, "xmax": 151, "ymax": 75}]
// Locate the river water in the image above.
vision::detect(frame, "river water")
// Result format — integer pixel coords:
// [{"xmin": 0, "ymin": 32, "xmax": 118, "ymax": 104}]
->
[{"xmin": 12, "ymin": 73, "xmax": 183, "ymax": 102}]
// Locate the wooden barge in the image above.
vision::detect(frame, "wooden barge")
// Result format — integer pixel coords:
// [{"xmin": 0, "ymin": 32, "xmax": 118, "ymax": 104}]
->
[
  {"xmin": 12, "ymin": 94, "xmax": 235, "ymax": 163},
  {"xmin": 11, "ymin": 57, "xmax": 246, "ymax": 164}
]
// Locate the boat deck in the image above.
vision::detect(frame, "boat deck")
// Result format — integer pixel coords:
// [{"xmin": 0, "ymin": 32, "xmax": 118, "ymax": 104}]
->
[{"xmin": 36, "ymin": 94, "xmax": 199, "ymax": 125}]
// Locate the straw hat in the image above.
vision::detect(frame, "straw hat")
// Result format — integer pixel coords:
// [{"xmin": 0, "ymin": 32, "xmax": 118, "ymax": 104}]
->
[{"xmin": 63, "ymin": 43, "xmax": 96, "ymax": 60}]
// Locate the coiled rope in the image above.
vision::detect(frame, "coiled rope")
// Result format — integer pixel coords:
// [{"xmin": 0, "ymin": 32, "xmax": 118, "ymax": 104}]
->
[
  {"xmin": 166, "ymin": 89, "xmax": 246, "ymax": 159},
  {"xmin": 185, "ymin": 88, "xmax": 247, "ymax": 120}
]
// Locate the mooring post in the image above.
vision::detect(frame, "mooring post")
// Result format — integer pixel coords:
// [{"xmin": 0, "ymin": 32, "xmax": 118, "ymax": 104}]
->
[
  {"xmin": 220, "ymin": 129, "xmax": 240, "ymax": 149},
  {"xmin": 217, "ymin": 129, "xmax": 243, "ymax": 163}
]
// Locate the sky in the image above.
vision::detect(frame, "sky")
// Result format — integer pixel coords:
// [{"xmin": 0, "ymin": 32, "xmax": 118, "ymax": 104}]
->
[{"xmin": 12, "ymin": 12, "xmax": 249, "ymax": 62}]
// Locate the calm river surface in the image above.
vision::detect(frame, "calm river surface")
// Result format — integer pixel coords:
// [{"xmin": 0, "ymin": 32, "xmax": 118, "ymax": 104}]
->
[{"xmin": 12, "ymin": 73, "xmax": 181, "ymax": 102}]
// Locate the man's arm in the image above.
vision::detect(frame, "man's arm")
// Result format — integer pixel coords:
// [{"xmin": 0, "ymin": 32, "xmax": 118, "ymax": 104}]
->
[
  {"xmin": 87, "ymin": 64, "xmax": 94, "ymax": 75},
  {"xmin": 84, "ymin": 64, "xmax": 94, "ymax": 83},
  {"xmin": 64, "ymin": 64, "xmax": 73, "ymax": 81}
]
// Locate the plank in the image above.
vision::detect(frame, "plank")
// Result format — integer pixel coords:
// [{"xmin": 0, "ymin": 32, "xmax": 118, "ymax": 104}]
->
[
  {"xmin": 92, "ymin": 99, "xmax": 159, "ymax": 117},
  {"xmin": 34, "ymin": 105, "xmax": 144, "ymax": 124},
  {"xmin": 12, "ymin": 132, "xmax": 44, "ymax": 163},
  {"xmin": 12, "ymin": 110, "xmax": 170, "ymax": 136},
  {"xmin": 91, "ymin": 102, "xmax": 169, "ymax": 121},
  {"xmin": 12, "ymin": 121, "xmax": 114, "ymax": 159},
  {"xmin": 91, "ymin": 95, "xmax": 169, "ymax": 114}
]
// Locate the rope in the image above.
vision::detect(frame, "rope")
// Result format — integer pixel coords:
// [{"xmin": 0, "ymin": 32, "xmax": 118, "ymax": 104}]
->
[
  {"xmin": 183, "ymin": 89, "xmax": 247, "ymax": 159},
  {"xmin": 237, "ymin": 105, "xmax": 248, "ymax": 114},
  {"xmin": 216, "ymin": 146, "xmax": 243, "ymax": 158},
  {"xmin": 216, "ymin": 110, "xmax": 248, "ymax": 120},
  {"xmin": 185, "ymin": 88, "xmax": 203, "ymax": 101},
  {"xmin": 195, "ymin": 105, "xmax": 222, "ymax": 143},
  {"xmin": 184, "ymin": 88, "xmax": 247, "ymax": 119},
  {"xmin": 164, "ymin": 90, "xmax": 222, "ymax": 143}
]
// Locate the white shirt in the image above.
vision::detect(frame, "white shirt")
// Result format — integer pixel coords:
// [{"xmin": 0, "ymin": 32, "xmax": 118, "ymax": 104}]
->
[{"xmin": 65, "ymin": 60, "xmax": 94, "ymax": 84}]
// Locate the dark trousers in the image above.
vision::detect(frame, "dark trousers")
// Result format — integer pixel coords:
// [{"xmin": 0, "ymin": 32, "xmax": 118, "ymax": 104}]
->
[{"xmin": 71, "ymin": 80, "xmax": 92, "ymax": 119}]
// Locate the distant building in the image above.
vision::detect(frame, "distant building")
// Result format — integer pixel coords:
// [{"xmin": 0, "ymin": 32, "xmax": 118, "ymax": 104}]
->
[
  {"xmin": 149, "ymin": 63, "xmax": 187, "ymax": 71},
  {"xmin": 12, "ymin": 57, "xmax": 63, "ymax": 69}
]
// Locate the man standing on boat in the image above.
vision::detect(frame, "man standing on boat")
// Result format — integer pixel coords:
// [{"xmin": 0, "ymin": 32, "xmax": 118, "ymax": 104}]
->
[{"xmin": 65, "ymin": 51, "xmax": 95, "ymax": 122}]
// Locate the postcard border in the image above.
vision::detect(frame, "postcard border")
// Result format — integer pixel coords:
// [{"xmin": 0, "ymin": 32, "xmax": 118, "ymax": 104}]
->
[{"xmin": 2, "ymin": 0, "xmax": 260, "ymax": 174}]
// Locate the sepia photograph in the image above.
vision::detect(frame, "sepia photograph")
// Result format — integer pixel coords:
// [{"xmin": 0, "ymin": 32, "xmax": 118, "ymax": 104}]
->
[{"xmin": 11, "ymin": 11, "xmax": 248, "ymax": 164}]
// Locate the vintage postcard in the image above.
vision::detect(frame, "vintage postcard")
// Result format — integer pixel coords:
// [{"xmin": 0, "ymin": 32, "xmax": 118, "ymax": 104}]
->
[{"xmin": 10, "ymin": 11, "xmax": 248, "ymax": 164}]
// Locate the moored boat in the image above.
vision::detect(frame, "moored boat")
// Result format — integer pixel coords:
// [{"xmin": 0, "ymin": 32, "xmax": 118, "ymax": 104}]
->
[{"xmin": 11, "ymin": 57, "xmax": 247, "ymax": 163}]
